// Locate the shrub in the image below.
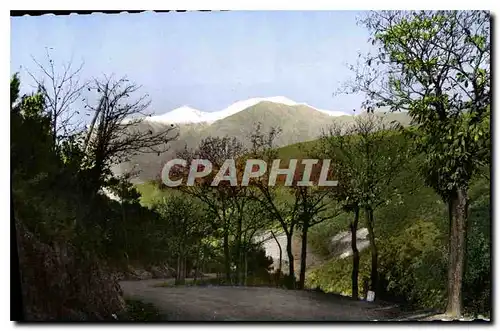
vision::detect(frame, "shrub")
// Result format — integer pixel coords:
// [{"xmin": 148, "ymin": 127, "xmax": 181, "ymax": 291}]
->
[
  {"xmin": 306, "ymin": 253, "xmax": 371, "ymax": 298},
  {"xmin": 379, "ymin": 220, "xmax": 447, "ymax": 309}
]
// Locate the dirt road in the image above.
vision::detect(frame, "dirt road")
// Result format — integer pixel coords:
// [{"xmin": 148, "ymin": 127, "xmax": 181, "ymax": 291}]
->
[{"xmin": 120, "ymin": 279, "xmax": 433, "ymax": 321}]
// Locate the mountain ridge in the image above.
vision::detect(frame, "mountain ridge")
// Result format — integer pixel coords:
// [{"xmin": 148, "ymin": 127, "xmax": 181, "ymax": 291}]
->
[
  {"xmin": 144, "ymin": 96, "xmax": 350, "ymax": 125},
  {"xmin": 113, "ymin": 101, "xmax": 413, "ymax": 183}
]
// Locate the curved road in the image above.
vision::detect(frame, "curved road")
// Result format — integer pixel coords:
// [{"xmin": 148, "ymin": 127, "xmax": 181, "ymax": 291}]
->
[{"xmin": 120, "ymin": 278, "xmax": 430, "ymax": 321}]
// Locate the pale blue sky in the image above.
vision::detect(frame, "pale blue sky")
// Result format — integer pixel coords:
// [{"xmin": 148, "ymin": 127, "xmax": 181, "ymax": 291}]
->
[{"xmin": 11, "ymin": 11, "xmax": 369, "ymax": 115}]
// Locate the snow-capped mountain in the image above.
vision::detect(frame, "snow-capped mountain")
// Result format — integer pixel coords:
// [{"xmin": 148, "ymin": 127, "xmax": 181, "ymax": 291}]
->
[
  {"xmin": 114, "ymin": 98, "xmax": 412, "ymax": 183},
  {"xmin": 146, "ymin": 106, "xmax": 208, "ymax": 124},
  {"xmin": 313, "ymin": 108, "xmax": 352, "ymax": 117},
  {"xmin": 202, "ymin": 96, "xmax": 299, "ymax": 123},
  {"xmin": 146, "ymin": 96, "xmax": 349, "ymax": 125}
]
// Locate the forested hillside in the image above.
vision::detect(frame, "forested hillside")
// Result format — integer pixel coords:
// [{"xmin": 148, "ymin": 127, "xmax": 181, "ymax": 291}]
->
[{"xmin": 288, "ymin": 141, "xmax": 491, "ymax": 315}]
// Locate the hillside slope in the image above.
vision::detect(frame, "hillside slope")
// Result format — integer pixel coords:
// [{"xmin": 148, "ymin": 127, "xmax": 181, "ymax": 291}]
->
[
  {"xmin": 114, "ymin": 102, "xmax": 412, "ymax": 182},
  {"xmin": 205, "ymin": 101, "xmax": 351, "ymax": 147}
]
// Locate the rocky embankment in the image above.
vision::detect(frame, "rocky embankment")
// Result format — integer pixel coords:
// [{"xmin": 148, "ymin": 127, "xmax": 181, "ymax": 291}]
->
[{"xmin": 16, "ymin": 220, "xmax": 125, "ymax": 321}]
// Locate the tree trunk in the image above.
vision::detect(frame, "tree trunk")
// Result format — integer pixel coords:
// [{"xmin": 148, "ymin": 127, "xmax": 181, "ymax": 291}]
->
[
  {"xmin": 52, "ymin": 112, "xmax": 58, "ymax": 145},
  {"xmin": 175, "ymin": 253, "xmax": 181, "ymax": 283},
  {"xmin": 175, "ymin": 254, "xmax": 182, "ymax": 285},
  {"xmin": 200, "ymin": 250, "xmax": 205, "ymax": 280},
  {"xmin": 240, "ymin": 250, "xmax": 245, "ymax": 286},
  {"xmin": 298, "ymin": 219, "xmax": 309, "ymax": 290},
  {"xmin": 223, "ymin": 227, "xmax": 231, "ymax": 284},
  {"xmin": 365, "ymin": 207, "xmax": 378, "ymax": 297},
  {"xmin": 244, "ymin": 249, "xmax": 248, "ymax": 286},
  {"xmin": 285, "ymin": 232, "xmax": 295, "ymax": 289},
  {"xmin": 446, "ymin": 186, "xmax": 468, "ymax": 318},
  {"xmin": 183, "ymin": 256, "xmax": 187, "ymax": 283},
  {"xmin": 235, "ymin": 216, "xmax": 243, "ymax": 285},
  {"xmin": 271, "ymin": 230, "xmax": 282, "ymax": 284},
  {"xmin": 194, "ymin": 245, "xmax": 200, "ymax": 282},
  {"xmin": 176, "ymin": 244, "xmax": 186, "ymax": 285},
  {"xmin": 351, "ymin": 206, "xmax": 360, "ymax": 300},
  {"xmin": 83, "ymin": 95, "xmax": 104, "ymax": 153},
  {"xmin": 121, "ymin": 198, "xmax": 128, "ymax": 263}
]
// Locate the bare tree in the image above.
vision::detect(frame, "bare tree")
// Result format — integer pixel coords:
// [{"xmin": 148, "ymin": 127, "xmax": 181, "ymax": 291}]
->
[
  {"xmin": 27, "ymin": 49, "xmax": 87, "ymax": 143},
  {"xmin": 84, "ymin": 75, "xmax": 178, "ymax": 193}
]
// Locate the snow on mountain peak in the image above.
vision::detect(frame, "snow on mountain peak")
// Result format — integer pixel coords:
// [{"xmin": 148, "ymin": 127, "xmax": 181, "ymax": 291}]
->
[
  {"xmin": 261, "ymin": 96, "xmax": 298, "ymax": 106},
  {"xmin": 218, "ymin": 96, "xmax": 349, "ymax": 118},
  {"xmin": 146, "ymin": 105, "xmax": 208, "ymax": 124},
  {"xmin": 146, "ymin": 96, "xmax": 349, "ymax": 125},
  {"xmin": 202, "ymin": 96, "xmax": 300, "ymax": 123}
]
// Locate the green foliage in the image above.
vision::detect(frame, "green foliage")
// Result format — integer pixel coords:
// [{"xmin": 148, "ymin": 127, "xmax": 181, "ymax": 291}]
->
[
  {"xmin": 11, "ymin": 75, "xmax": 75, "ymax": 242},
  {"xmin": 152, "ymin": 192, "xmax": 210, "ymax": 253},
  {"xmin": 345, "ymin": 10, "xmax": 491, "ymax": 316},
  {"xmin": 305, "ymin": 132, "xmax": 490, "ymax": 313},
  {"xmin": 306, "ymin": 179, "xmax": 490, "ymax": 313},
  {"xmin": 306, "ymin": 253, "xmax": 371, "ymax": 298},
  {"xmin": 374, "ymin": 179, "xmax": 448, "ymax": 239},
  {"xmin": 230, "ymin": 241, "xmax": 274, "ymax": 277},
  {"xmin": 11, "ymin": 73, "xmax": 173, "ymax": 267},
  {"xmin": 463, "ymin": 180, "xmax": 491, "ymax": 315},
  {"xmin": 379, "ymin": 220, "xmax": 447, "ymax": 309},
  {"xmin": 360, "ymin": 10, "xmax": 491, "ymax": 196},
  {"xmin": 11, "ymin": 79, "xmax": 55, "ymax": 182},
  {"xmin": 107, "ymin": 175, "xmax": 141, "ymax": 204},
  {"xmin": 308, "ymin": 219, "xmax": 448, "ymax": 307},
  {"xmin": 136, "ymin": 181, "xmax": 172, "ymax": 208},
  {"xmin": 318, "ymin": 117, "xmax": 411, "ymax": 211}
]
